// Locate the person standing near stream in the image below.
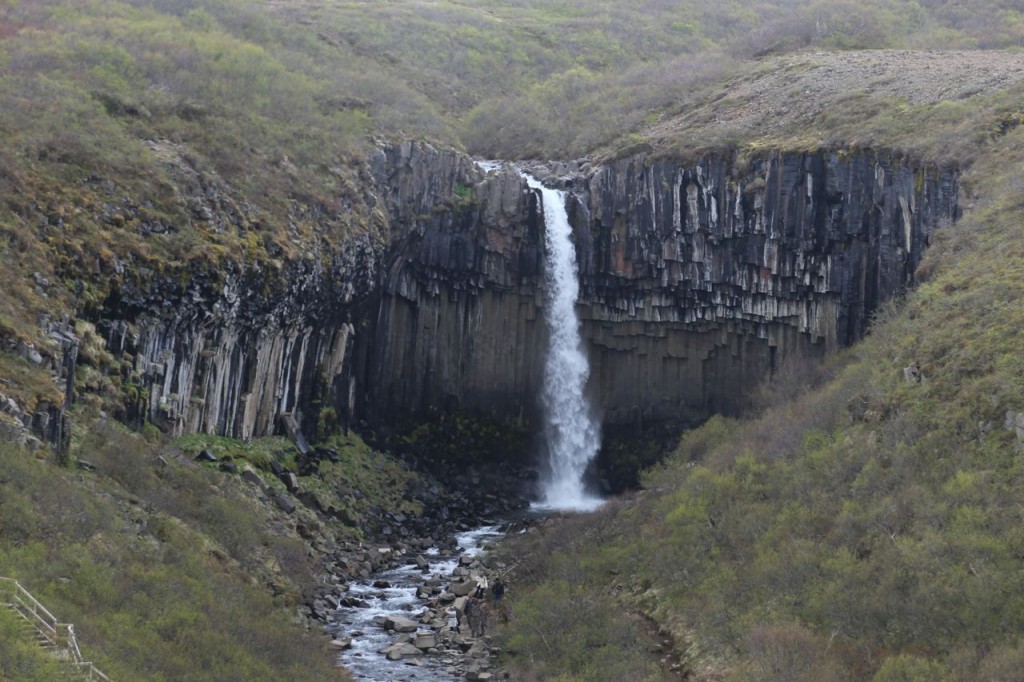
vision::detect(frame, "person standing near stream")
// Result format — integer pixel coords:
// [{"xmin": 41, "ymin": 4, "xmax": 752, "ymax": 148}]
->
[
  {"xmin": 492, "ymin": 578, "xmax": 510, "ymax": 623},
  {"xmin": 491, "ymin": 578, "xmax": 504, "ymax": 602},
  {"xmin": 466, "ymin": 595, "xmax": 487, "ymax": 637}
]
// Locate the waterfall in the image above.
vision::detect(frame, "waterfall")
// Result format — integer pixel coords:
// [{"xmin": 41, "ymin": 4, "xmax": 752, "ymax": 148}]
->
[{"xmin": 524, "ymin": 173, "xmax": 603, "ymax": 511}]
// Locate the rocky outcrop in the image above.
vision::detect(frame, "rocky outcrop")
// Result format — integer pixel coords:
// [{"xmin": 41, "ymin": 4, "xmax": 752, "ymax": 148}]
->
[
  {"xmin": 102, "ymin": 249, "xmax": 377, "ymax": 439},
  {"xmin": 1, "ymin": 319, "xmax": 78, "ymax": 454},
  {"xmin": 575, "ymin": 151, "xmax": 959, "ymax": 423},
  {"xmin": 72, "ymin": 141, "xmax": 528, "ymax": 442},
  {"xmin": 357, "ymin": 146, "xmax": 546, "ymax": 426}
]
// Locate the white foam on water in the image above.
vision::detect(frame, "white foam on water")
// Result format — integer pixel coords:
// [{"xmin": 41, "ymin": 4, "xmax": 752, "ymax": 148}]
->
[{"xmin": 336, "ymin": 526, "xmax": 503, "ymax": 680}]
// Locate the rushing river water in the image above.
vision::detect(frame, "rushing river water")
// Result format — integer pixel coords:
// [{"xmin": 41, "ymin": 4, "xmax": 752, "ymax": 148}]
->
[{"xmin": 334, "ymin": 525, "xmax": 505, "ymax": 681}]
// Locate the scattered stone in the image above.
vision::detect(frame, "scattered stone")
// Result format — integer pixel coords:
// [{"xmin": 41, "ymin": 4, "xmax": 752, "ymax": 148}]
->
[
  {"xmin": 271, "ymin": 490, "xmax": 296, "ymax": 514},
  {"xmin": 1004, "ymin": 410, "xmax": 1024, "ymax": 440},
  {"xmin": 329, "ymin": 638, "xmax": 352, "ymax": 650},
  {"xmin": 903, "ymin": 365, "xmax": 922, "ymax": 384},
  {"xmin": 340, "ymin": 597, "xmax": 369, "ymax": 609},
  {"xmin": 414, "ymin": 633, "xmax": 437, "ymax": 650},
  {"xmin": 384, "ymin": 643, "xmax": 422, "ymax": 660},
  {"xmin": 194, "ymin": 449, "xmax": 218, "ymax": 462}
]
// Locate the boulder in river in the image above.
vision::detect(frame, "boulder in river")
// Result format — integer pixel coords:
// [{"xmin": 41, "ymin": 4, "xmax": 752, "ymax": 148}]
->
[
  {"xmin": 384, "ymin": 642, "xmax": 423, "ymax": 660},
  {"xmin": 384, "ymin": 616, "xmax": 419, "ymax": 633}
]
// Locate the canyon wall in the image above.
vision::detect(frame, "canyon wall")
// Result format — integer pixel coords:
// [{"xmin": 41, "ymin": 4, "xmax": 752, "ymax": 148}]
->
[
  {"xmin": 102, "ymin": 246, "xmax": 378, "ymax": 440},
  {"xmin": 362, "ymin": 149, "xmax": 959, "ymax": 430},
  {"xmin": 71, "ymin": 143, "xmax": 957, "ymax": 445}
]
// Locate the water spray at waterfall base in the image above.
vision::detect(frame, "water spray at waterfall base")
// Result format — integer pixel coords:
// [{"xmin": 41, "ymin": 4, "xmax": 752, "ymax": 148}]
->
[{"xmin": 524, "ymin": 173, "xmax": 604, "ymax": 512}]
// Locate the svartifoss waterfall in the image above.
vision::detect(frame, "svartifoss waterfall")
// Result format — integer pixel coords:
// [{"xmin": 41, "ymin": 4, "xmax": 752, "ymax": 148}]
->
[{"xmin": 524, "ymin": 174, "xmax": 603, "ymax": 511}]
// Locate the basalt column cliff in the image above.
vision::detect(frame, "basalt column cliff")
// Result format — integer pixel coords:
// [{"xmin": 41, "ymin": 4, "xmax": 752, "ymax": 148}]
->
[
  {"xmin": 360, "ymin": 148, "xmax": 959, "ymax": 431},
  {"xmin": 76, "ymin": 143, "xmax": 957, "ymax": 447}
]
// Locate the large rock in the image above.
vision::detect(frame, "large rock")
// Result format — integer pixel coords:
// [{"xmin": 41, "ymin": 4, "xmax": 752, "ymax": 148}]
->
[
  {"xmin": 384, "ymin": 643, "xmax": 423, "ymax": 660},
  {"xmin": 414, "ymin": 632, "xmax": 437, "ymax": 650},
  {"xmin": 384, "ymin": 616, "xmax": 419, "ymax": 633},
  {"xmin": 450, "ymin": 579, "xmax": 478, "ymax": 597},
  {"xmin": 271, "ymin": 490, "xmax": 296, "ymax": 514}
]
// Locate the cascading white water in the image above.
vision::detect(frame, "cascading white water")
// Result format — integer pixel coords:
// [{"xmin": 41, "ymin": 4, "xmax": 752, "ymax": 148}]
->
[{"xmin": 524, "ymin": 174, "xmax": 603, "ymax": 511}]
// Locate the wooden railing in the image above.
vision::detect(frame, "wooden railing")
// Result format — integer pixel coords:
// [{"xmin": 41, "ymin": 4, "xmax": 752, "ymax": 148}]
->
[{"xmin": 0, "ymin": 577, "xmax": 111, "ymax": 681}]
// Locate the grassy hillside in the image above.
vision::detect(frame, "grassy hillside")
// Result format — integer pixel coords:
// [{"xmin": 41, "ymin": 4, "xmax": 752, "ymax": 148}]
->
[
  {"xmin": 4, "ymin": 1, "xmax": 1024, "ymax": 680},
  {"xmin": 0, "ymin": 422, "xmax": 360, "ymax": 680},
  {"xmin": 495, "ymin": 95, "xmax": 1024, "ymax": 680}
]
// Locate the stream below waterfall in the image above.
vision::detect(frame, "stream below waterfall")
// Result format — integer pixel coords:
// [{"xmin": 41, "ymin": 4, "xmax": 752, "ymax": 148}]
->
[
  {"xmin": 328, "ymin": 524, "xmax": 509, "ymax": 681},
  {"xmin": 323, "ymin": 161, "xmax": 611, "ymax": 680}
]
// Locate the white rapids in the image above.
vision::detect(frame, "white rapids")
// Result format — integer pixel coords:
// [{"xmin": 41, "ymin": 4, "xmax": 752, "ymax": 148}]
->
[{"xmin": 336, "ymin": 525, "xmax": 504, "ymax": 681}]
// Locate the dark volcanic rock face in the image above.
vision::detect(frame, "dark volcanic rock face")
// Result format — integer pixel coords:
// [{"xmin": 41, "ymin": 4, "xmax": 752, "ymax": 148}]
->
[
  {"xmin": 575, "ymin": 151, "xmax": 959, "ymax": 423},
  {"xmin": 105, "ymin": 246, "xmax": 380, "ymax": 439},
  {"xmin": 66, "ymin": 142, "xmax": 957, "ymax": 449},
  {"xmin": 362, "ymin": 149, "xmax": 959, "ymax": 430},
  {"xmin": 357, "ymin": 146, "xmax": 546, "ymax": 427}
]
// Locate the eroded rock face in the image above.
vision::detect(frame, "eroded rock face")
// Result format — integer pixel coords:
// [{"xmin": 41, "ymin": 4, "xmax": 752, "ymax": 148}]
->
[
  {"xmin": 58, "ymin": 142, "xmax": 956, "ymax": 446},
  {"xmin": 575, "ymin": 151, "xmax": 959, "ymax": 423},
  {"xmin": 361, "ymin": 149, "xmax": 959, "ymax": 429},
  {"xmin": 357, "ymin": 152, "xmax": 546, "ymax": 426},
  {"xmin": 101, "ymin": 238, "xmax": 380, "ymax": 439}
]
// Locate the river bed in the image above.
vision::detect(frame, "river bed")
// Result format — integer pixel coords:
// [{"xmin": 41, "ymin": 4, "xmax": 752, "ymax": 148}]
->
[{"xmin": 331, "ymin": 524, "xmax": 506, "ymax": 681}]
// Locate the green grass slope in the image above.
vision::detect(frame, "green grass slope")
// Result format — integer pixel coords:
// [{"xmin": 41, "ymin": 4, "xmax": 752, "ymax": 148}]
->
[{"xmin": 0, "ymin": 424, "xmax": 352, "ymax": 681}]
